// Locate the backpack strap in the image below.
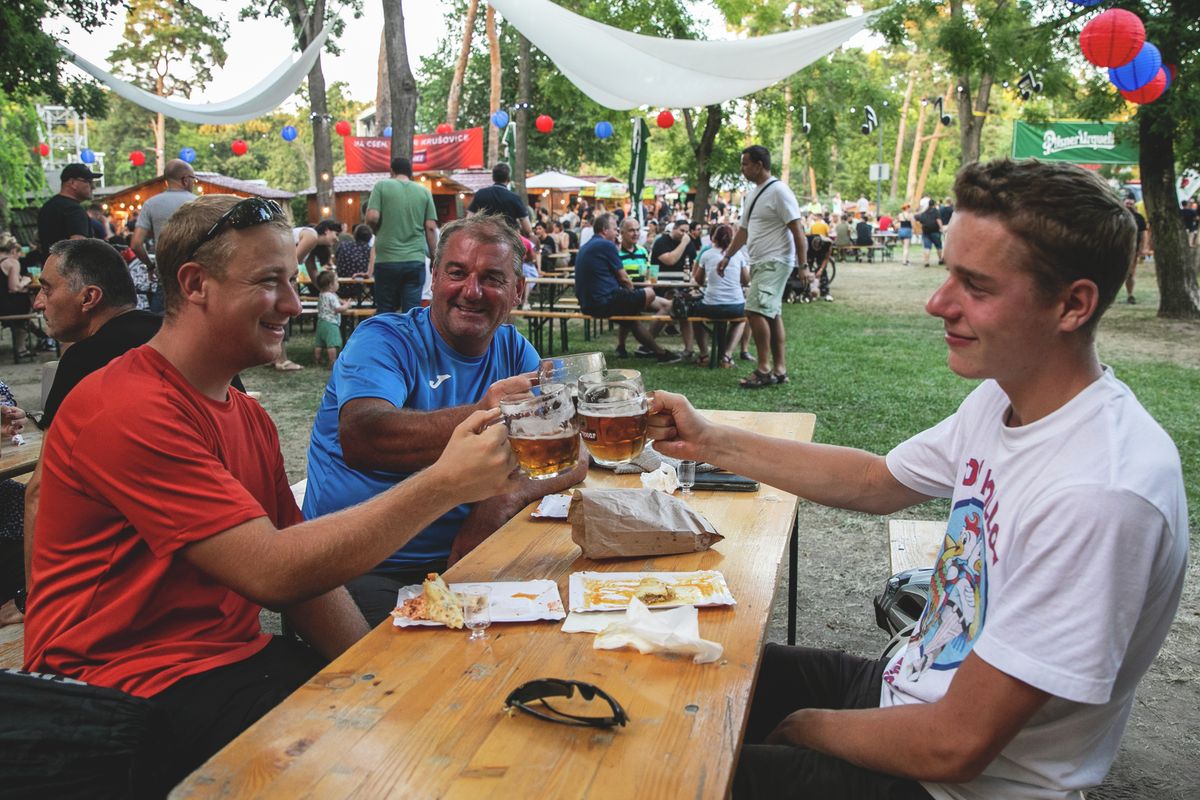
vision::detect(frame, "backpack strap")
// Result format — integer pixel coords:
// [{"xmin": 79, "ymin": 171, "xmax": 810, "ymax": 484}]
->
[{"xmin": 743, "ymin": 179, "xmax": 780, "ymax": 226}]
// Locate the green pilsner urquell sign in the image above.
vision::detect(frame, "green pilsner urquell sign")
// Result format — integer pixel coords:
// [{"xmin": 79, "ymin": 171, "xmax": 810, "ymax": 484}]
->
[{"xmin": 1012, "ymin": 121, "xmax": 1139, "ymax": 164}]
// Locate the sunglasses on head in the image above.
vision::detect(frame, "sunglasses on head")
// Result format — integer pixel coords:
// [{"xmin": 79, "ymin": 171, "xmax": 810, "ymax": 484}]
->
[
  {"xmin": 184, "ymin": 197, "xmax": 286, "ymax": 264},
  {"xmin": 504, "ymin": 678, "xmax": 628, "ymax": 729}
]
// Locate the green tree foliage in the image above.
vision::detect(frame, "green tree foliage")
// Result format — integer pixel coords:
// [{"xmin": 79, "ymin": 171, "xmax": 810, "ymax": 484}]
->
[
  {"xmin": 0, "ymin": 0, "xmax": 118, "ymax": 117},
  {"xmin": 0, "ymin": 91, "xmax": 49, "ymax": 227}
]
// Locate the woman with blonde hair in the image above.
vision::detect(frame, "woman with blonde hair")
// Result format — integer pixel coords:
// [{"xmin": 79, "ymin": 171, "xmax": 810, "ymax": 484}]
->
[{"xmin": 0, "ymin": 235, "xmax": 32, "ymax": 358}]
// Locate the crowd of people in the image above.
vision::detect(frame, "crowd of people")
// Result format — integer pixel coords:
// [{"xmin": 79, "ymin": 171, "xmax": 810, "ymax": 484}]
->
[{"xmin": 0, "ymin": 151, "xmax": 1190, "ymax": 800}]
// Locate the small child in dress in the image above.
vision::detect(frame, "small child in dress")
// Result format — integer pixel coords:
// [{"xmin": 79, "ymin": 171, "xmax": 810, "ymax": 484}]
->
[{"xmin": 314, "ymin": 270, "xmax": 351, "ymax": 366}]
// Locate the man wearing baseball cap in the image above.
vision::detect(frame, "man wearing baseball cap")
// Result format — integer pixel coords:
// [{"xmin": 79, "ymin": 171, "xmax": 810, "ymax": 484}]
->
[{"xmin": 38, "ymin": 164, "xmax": 102, "ymax": 250}]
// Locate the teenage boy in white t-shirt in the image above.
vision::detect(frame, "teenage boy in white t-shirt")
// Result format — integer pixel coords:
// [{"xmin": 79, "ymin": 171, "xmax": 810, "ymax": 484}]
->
[{"xmin": 646, "ymin": 159, "xmax": 1188, "ymax": 800}]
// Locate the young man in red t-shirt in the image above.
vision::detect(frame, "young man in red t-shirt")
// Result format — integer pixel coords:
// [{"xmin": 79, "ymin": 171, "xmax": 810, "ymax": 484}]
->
[{"xmin": 24, "ymin": 194, "xmax": 520, "ymax": 793}]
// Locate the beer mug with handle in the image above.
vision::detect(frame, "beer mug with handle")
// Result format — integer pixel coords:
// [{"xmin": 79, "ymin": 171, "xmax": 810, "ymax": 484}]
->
[
  {"xmin": 576, "ymin": 369, "xmax": 649, "ymax": 467},
  {"xmin": 499, "ymin": 383, "xmax": 581, "ymax": 480}
]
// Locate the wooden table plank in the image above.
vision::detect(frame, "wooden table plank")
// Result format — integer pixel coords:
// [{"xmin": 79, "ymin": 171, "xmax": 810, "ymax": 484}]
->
[
  {"xmin": 174, "ymin": 410, "xmax": 814, "ymax": 799},
  {"xmin": 887, "ymin": 519, "xmax": 944, "ymax": 574},
  {"xmin": 0, "ymin": 427, "xmax": 43, "ymax": 481}
]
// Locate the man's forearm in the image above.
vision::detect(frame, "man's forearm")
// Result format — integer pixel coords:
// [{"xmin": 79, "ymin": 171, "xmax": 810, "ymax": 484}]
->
[
  {"xmin": 447, "ymin": 460, "xmax": 587, "ymax": 565},
  {"xmin": 779, "ymin": 704, "xmax": 976, "ymax": 784},
  {"xmin": 281, "ymin": 586, "xmax": 371, "ymax": 657},
  {"xmin": 22, "ymin": 461, "xmax": 41, "ymax": 591},
  {"xmin": 725, "ymin": 227, "xmax": 748, "ymax": 261},
  {"xmin": 340, "ymin": 403, "xmax": 475, "ymax": 473},
  {"xmin": 696, "ymin": 425, "xmax": 923, "ymax": 514}
]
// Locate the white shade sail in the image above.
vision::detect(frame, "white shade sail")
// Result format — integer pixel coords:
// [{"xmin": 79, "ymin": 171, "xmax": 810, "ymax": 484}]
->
[
  {"xmin": 487, "ymin": 0, "xmax": 877, "ymax": 110},
  {"xmin": 60, "ymin": 26, "xmax": 331, "ymax": 126},
  {"xmin": 525, "ymin": 171, "xmax": 596, "ymax": 190}
]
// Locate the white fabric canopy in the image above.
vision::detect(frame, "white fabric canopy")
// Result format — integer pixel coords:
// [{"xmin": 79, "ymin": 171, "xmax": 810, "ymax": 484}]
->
[
  {"xmin": 526, "ymin": 170, "xmax": 596, "ymax": 190},
  {"xmin": 60, "ymin": 26, "xmax": 331, "ymax": 125},
  {"xmin": 487, "ymin": 0, "xmax": 877, "ymax": 110}
]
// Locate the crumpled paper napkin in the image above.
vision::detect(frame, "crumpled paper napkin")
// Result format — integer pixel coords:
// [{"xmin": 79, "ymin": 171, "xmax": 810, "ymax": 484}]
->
[
  {"xmin": 639, "ymin": 462, "xmax": 679, "ymax": 493},
  {"xmin": 593, "ymin": 597, "xmax": 723, "ymax": 664}
]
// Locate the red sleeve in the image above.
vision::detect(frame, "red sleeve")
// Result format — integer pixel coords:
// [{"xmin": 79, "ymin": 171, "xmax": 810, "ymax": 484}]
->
[{"xmin": 72, "ymin": 399, "xmax": 273, "ymax": 558}]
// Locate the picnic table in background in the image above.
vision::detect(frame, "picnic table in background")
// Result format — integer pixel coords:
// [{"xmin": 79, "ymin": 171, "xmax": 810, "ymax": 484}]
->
[{"xmin": 173, "ymin": 409, "xmax": 815, "ymax": 800}]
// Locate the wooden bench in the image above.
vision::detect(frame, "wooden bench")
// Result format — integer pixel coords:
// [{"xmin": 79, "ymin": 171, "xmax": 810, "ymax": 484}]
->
[
  {"xmin": 888, "ymin": 519, "xmax": 944, "ymax": 574},
  {"xmin": 509, "ymin": 309, "xmax": 745, "ymax": 365},
  {"xmin": 834, "ymin": 243, "xmax": 890, "ymax": 263},
  {"xmin": 0, "ymin": 313, "xmax": 42, "ymax": 363}
]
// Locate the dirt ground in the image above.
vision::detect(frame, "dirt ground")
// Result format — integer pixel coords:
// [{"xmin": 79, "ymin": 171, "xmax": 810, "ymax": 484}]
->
[{"xmin": 3, "ymin": 254, "xmax": 1195, "ymax": 797}]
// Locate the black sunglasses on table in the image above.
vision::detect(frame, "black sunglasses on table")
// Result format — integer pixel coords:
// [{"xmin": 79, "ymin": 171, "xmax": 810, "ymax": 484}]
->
[
  {"xmin": 504, "ymin": 678, "xmax": 628, "ymax": 729},
  {"xmin": 184, "ymin": 197, "xmax": 286, "ymax": 264}
]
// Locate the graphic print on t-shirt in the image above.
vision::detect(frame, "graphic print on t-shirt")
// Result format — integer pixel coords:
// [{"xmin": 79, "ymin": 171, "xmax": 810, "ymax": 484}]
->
[{"xmin": 904, "ymin": 497, "xmax": 988, "ymax": 680}]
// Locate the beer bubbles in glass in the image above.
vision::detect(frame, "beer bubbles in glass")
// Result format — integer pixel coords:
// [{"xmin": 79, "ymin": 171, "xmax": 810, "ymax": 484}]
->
[
  {"xmin": 576, "ymin": 369, "xmax": 649, "ymax": 467},
  {"xmin": 499, "ymin": 383, "xmax": 581, "ymax": 480}
]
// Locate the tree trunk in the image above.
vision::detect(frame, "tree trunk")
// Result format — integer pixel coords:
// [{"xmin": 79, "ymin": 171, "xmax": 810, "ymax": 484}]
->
[
  {"xmin": 383, "ymin": 0, "xmax": 418, "ymax": 161},
  {"xmin": 375, "ymin": 30, "xmax": 390, "ymax": 135},
  {"xmin": 486, "ymin": 5, "xmax": 501, "ymax": 165},
  {"xmin": 513, "ymin": 34, "xmax": 531, "ymax": 199},
  {"xmin": 780, "ymin": 82, "xmax": 793, "ymax": 187},
  {"xmin": 955, "ymin": 72, "xmax": 992, "ymax": 166},
  {"xmin": 890, "ymin": 72, "xmax": 915, "ymax": 201},
  {"xmin": 915, "ymin": 90, "xmax": 951, "ymax": 204},
  {"xmin": 905, "ymin": 98, "xmax": 928, "ymax": 205},
  {"xmin": 445, "ymin": 0, "xmax": 478, "ymax": 129},
  {"xmin": 1140, "ymin": 111, "xmax": 1200, "ymax": 318},
  {"xmin": 683, "ymin": 106, "xmax": 722, "ymax": 224},
  {"xmin": 154, "ymin": 111, "xmax": 166, "ymax": 176}
]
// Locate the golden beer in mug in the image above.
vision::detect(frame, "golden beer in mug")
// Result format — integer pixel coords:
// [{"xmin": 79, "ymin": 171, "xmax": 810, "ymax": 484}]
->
[
  {"xmin": 499, "ymin": 383, "xmax": 580, "ymax": 480},
  {"xmin": 576, "ymin": 369, "xmax": 649, "ymax": 467}
]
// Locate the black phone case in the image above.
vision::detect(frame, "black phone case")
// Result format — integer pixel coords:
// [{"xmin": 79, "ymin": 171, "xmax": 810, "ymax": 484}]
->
[{"xmin": 692, "ymin": 472, "xmax": 760, "ymax": 492}]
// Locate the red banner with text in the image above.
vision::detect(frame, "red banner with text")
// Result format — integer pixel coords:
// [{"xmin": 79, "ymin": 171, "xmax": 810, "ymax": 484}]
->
[{"xmin": 342, "ymin": 128, "xmax": 485, "ymax": 174}]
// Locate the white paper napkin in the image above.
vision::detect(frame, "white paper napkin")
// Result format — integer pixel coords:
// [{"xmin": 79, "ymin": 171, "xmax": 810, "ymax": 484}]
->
[
  {"xmin": 592, "ymin": 597, "xmax": 723, "ymax": 664},
  {"xmin": 639, "ymin": 462, "xmax": 679, "ymax": 494}
]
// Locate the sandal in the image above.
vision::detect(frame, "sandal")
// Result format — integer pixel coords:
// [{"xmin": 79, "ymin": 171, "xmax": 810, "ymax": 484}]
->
[
  {"xmin": 720, "ymin": 355, "xmax": 734, "ymax": 369},
  {"xmin": 772, "ymin": 372, "xmax": 790, "ymax": 385},
  {"xmin": 273, "ymin": 360, "xmax": 304, "ymax": 371},
  {"xmin": 696, "ymin": 354, "xmax": 711, "ymax": 367},
  {"xmin": 739, "ymin": 351, "xmax": 755, "ymax": 361},
  {"xmin": 739, "ymin": 370, "xmax": 775, "ymax": 389}
]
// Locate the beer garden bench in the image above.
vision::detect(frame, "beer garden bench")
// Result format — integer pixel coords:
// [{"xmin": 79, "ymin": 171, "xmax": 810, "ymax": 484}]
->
[{"xmin": 509, "ymin": 309, "xmax": 745, "ymax": 366}]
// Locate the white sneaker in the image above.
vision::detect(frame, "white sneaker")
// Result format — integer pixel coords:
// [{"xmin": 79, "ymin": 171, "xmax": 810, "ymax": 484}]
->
[{"xmin": 823, "ymin": 294, "xmax": 834, "ymax": 302}]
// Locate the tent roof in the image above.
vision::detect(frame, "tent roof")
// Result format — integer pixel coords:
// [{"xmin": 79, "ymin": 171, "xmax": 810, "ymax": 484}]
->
[{"xmin": 525, "ymin": 171, "xmax": 596, "ymax": 190}]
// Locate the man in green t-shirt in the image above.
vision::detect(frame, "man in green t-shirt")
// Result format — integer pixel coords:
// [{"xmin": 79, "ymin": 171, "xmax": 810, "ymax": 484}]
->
[
  {"xmin": 614, "ymin": 216, "xmax": 654, "ymax": 355},
  {"xmin": 365, "ymin": 156, "xmax": 438, "ymax": 313}
]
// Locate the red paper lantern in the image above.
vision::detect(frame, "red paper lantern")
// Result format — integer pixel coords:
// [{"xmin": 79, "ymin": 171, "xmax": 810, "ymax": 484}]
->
[
  {"xmin": 535, "ymin": 114, "xmax": 554, "ymax": 133},
  {"xmin": 129, "ymin": 150, "xmax": 146, "ymax": 167},
  {"xmin": 1079, "ymin": 9, "xmax": 1146, "ymax": 68},
  {"xmin": 334, "ymin": 120, "xmax": 351, "ymax": 137},
  {"xmin": 1119, "ymin": 68, "xmax": 1167, "ymax": 104},
  {"xmin": 37, "ymin": 142, "xmax": 50, "ymax": 157},
  {"xmin": 435, "ymin": 123, "xmax": 453, "ymax": 134},
  {"xmin": 656, "ymin": 109, "xmax": 675, "ymax": 129},
  {"xmin": 231, "ymin": 139, "xmax": 248, "ymax": 156}
]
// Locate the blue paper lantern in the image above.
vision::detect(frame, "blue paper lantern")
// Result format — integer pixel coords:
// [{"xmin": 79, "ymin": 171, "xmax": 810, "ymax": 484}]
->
[
  {"xmin": 491, "ymin": 110, "xmax": 510, "ymax": 129},
  {"xmin": 383, "ymin": 126, "xmax": 393, "ymax": 137},
  {"xmin": 80, "ymin": 148, "xmax": 96, "ymax": 164},
  {"xmin": 281, "ymin": 125, "xmax": 298, "ymax": 141},
  {"xmin": 1108, "ymin": 42, "xmax": 1162, "ymax": 91},
  {"xmin": 1067, "ymin": 0, "xmax": 1104, "ymax": 6},
  {"xmin": 594, "ymin": 121, "xmax": 614, "ymax": 139},
  {"xmin": 178, "ymin": 146, "xmax": 196, "ymax": 163}
]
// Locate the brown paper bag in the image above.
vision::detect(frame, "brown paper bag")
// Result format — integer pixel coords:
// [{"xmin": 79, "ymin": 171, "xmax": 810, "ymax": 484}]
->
[{"xmin": 568, "ymin": 488, "xmax": 723, "ymax": 559}]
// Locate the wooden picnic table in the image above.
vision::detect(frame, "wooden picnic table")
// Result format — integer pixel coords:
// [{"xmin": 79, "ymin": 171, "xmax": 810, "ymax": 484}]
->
[
  {"xmin": 0, "ymin": 427, "xmax": 43, "ymax": 481},
  {"xmin": 173, "ymin": 409, "xmax": 814, "ymax": 799},
  {"xmin": 340, "ymin": 276, "xmax": 376, "ymax": 307}
]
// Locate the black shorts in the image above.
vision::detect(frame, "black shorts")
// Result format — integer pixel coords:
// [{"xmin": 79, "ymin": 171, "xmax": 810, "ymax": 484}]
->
[
  {"xmin": 733, "ymin": 644, "xmax": 932, "ymax": 800},
  {"xmin": 142, "ymin": 636, "xmax": 327, "ymax": 795},
  {"xmin": 585, "ymin": 287, "xmax": 647, "ymax": 317}
]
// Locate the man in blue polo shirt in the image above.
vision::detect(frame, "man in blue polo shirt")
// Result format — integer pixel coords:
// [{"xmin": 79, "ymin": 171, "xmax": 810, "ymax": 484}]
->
[{"xmin": 303, "ymin": 215, "xmax": 586, "ymax": 626}]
